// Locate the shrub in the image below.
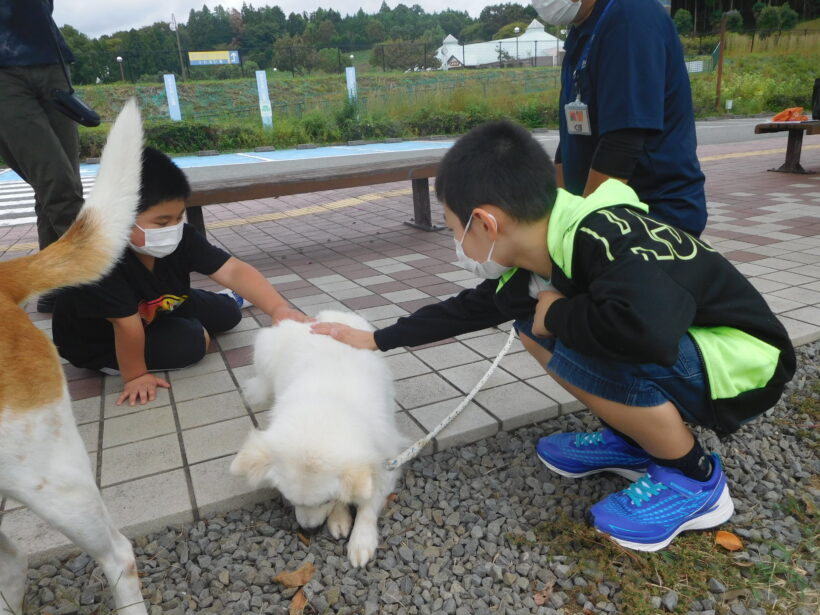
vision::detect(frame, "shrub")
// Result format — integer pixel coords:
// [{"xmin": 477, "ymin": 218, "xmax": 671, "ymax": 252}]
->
[{"xmin": 301, "ymin": 110, "xmax": 341, "ymax": 142}]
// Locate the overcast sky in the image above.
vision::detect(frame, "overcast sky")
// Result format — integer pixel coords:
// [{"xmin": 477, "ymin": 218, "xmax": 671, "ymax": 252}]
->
[{"xmin": 53, "ymin": 1, "xmax": 496, "ymax": 39}]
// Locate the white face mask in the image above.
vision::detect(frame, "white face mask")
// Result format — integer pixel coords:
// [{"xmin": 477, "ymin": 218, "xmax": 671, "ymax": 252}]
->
[
  {"xmin": 533, "ymin": 0, "xmax": 582, "ymax": 26},
  {"xmin": 454, "ymin": 213, "xmax": 512, "ymax": 280},
  {"xmin": 129, "ymin": 220, "xmax": 184, "ymax": 258}
]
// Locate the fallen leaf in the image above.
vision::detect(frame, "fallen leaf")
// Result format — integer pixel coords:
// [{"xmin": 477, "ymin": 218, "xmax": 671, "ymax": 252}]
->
[
  {"xmin": 273, "ymin": 562, "xmax": 316, "ymax": 588},
  {"xmin": 289, "ymin": 588, "xmax": 308, "ymax": 615},
  {"xmin": 533, "ymin": 584, "xmax": 554, "ymax": 606},
  {"xmin": 297, "ymin": 532, "xmax": 311, "ymax": 546},
  {"xmin": 387, "ymin": 492, "xmax": 398, "ymax": 503},
  {"xmin": 715, "ymin": 530, "xmax": 743, "ymax": 551}
]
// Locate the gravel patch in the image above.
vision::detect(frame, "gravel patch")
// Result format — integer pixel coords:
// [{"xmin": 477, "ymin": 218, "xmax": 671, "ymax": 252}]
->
[{"xmin": 18, "ymin": 342, "xmax": 820, "ymax": 615}]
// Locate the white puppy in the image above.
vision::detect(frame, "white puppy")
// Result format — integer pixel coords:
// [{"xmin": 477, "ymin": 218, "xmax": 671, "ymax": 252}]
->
[
  {"xmin": 0, "ymin": 101, "xmax": 147, "ymax": 615},
  {"xmin": 231, "ymin": 310, "xmax": 404, "ymax": 567}
]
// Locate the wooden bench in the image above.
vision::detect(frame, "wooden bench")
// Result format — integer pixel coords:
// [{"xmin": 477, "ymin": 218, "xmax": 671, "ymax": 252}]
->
[
  {"xmin": 754, "ymin": 120, "xmax": 820, "ymax": 174},
  {"xmin": 184, "ymin": 153, "xmax": 444, "ymax": 236}
]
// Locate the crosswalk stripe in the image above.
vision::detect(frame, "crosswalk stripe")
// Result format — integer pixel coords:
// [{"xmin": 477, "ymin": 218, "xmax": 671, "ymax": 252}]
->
[{"xmin": 0, "ymin": 179, "xmax": 95, "ymax": 226}]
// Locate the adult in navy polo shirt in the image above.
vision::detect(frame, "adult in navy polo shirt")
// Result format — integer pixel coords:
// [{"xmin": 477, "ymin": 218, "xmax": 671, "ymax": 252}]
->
[
  {"xmin": 0, "ymin": 0, "xmax": 83, "ymax": 311},
  {"xmin": 534, "ymin": 0, "xmax": 707, "ymax": 236}
]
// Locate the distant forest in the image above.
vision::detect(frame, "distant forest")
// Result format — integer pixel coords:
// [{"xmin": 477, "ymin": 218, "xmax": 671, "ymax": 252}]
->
[{"xmin": 60, "ymin": 1, "xmax": 817, "ymax": 83}]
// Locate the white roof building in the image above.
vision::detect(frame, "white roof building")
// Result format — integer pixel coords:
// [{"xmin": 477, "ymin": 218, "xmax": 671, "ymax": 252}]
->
[{"xmin": 436, "ymin": 19, "xmax": 564, "ymax": 70}]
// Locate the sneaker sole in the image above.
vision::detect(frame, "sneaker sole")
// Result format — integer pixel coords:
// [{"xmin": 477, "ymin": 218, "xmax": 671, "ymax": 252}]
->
[
  {"xmin": 601, "ymin": 484, "xmax": 735, "ymax": 552},
  {"xmin": 538, "ymin": 454, "xmax": 647, "ymax": 482}
]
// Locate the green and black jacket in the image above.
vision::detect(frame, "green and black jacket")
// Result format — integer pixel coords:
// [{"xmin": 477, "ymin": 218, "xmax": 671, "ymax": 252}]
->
[{"xmin": 374, "ymin": 181, "xmax": 795, "ymax": 435}]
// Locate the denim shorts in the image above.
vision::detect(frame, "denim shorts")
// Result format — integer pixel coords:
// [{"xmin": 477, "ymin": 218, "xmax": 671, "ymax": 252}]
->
[{"xmin": 513, "ymin": 319, "xmax": 715, "ymax": 430}]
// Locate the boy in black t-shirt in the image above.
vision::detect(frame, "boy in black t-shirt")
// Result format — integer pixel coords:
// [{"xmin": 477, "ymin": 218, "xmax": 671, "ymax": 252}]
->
[{"xmin": 53, "ymin": 147, "xmax": 309, "ymax": 406}]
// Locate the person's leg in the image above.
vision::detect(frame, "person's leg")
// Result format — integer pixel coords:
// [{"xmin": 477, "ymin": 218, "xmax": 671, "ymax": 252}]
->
[
  {"xmin": 517, "ymin": 326, "xmax": 733, "ymax": 551},
  {"xmin": 143, "ymin": 316, "xmax": 210, "ymax": 371},
  {"xmin": 177, "ymin": 288, "xmax": 242, "ymax": 335},
  {"xmin": 0, "ymin": 66, "xmax": 83, "ymax": 250}
]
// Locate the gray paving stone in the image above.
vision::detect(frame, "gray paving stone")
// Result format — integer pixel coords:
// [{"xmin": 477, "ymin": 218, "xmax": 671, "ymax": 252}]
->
[
  {"xmin": 216, "ymin": 328, "xmax": 261, "ymax": 351},
  {"xmin": 439, "ymin": 360, "xmax": 516, "ymax": 393},
  {"xmin": 101, "ymin": 469, "xmax": 193, "ymax": 538},
  {"xmin": 170, "ymin": 370, "xmax": 236, "ymax": 402},
  {"xmin": 475, "ymin": 381, "xmax": 560, "ymax": 431},
  {"xmin": 395, "ymin": 373, "xmax": 460, "ymax": 410},
  {"xmin": 410, "ymin": 400, "xmax": 498, "ymax": 451},
  {"xmin": 71, "ymin": 396, "xmax": 101, "ymax": 425},
  {"xmin": 165, "ymin": 352, "xmax": 229, "ymax": 381},
  {"xmin": 393, "ymin": 411, "xmax": 431, "ymax": 456},
  {"xmin": 382, "ymin": 288, "xmax": 430, "ymax": 303},
  {"xmin": 100, "ymin": 433, "xmax": 183, "ymax": 486},
  {"xmin": 386, "ymin": 351, "xmax": 431, "ymax": 379},
  {"xmin": 182, "ymin": 416, "xmax": 255, "ymax": 464},
  {"xmin": 462, "ymin": 330, "xmax": 524, "ymax": 357},
  {"xmin": 176, "ymin": 390, "xmax": 248, "ymax": 430},
  {"xmin": 103, "ymin": 405, "xmax": 176, "ymax": 448},
  {"xmin": 77, "ymin": 422, "xmax": 99, "ymax": 453},
  {"xmin": 413, "ymin": 342, "xmax": 482, "ymax": 370},
  {"xmin": 190, "ymin": 456, "xmax": 276, "ymax": 517}
]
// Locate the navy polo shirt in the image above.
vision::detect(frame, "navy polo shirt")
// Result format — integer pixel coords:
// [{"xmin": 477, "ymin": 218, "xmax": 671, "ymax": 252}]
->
[
  {"xmin": 0, "ymin": 0, "xmax": 74, "ymax": 67},
  {"xmin": 558, "ymin": 0, "xmax": 706, "ymax": 236}
]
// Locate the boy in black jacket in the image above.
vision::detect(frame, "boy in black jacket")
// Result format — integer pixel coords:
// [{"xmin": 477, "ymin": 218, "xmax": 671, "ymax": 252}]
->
[{"xmin": 312, "ymin": 120, "xmax": 795, "ymax": 551}]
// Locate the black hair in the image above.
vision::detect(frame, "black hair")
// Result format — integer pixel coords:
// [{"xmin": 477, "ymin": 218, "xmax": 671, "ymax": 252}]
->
[
  {"xmin": 138, "ymin": 146, "xmax": 191, "ymax": 213},
  {"xmin": 435, "ymin": 120, "xmax": 557, "ymax": 226}
]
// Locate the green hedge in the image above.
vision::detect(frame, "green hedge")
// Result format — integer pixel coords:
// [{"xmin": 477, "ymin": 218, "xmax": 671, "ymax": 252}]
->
[{"xmin": 77, "ymin": 98, "xmax": 558, "ymax": 157}]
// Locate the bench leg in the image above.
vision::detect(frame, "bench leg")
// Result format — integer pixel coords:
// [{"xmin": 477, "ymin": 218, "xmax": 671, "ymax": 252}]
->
[
  {"xmin": 769, "ymin": 130, "xmax": 813, "ymax": 174},
  {"xmin": 186, "ymin": 205, "xmax": 207, "ymax": 236},
  {"xmin": 404, "ymin": 178, "xmax": 444, "ymax": 232}
]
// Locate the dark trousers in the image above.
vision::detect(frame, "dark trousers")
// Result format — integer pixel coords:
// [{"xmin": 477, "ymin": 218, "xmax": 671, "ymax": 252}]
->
[
  {"xmin": 0, "ymin": 64, "xmax": 83, "ymax": 249},
  {"xmin": 100, "ymin": 289, "xmax": 242, "ymax": 372}
]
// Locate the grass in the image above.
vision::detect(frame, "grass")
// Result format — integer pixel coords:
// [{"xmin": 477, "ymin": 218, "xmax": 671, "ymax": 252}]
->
[
  {"xmin": 512, "ymin": 376, "xmax": 820, "ymax": 615},
  {"xmin": 511, "ymin": 511, "xmax": 818, "ymax": 614}
]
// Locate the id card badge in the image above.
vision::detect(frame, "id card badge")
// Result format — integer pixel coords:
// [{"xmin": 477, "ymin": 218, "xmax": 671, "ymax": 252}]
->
[{"xmin": 564, "ymin": 97, "xmax": 592, "ymax": 136}]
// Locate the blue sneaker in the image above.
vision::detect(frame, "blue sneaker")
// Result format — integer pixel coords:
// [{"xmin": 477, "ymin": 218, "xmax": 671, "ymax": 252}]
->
[
  {"xmin": 589, "ymin": 454, "xmax": 734, "ymax": 552},
  {"xmin": 536, "ymin": 429, "xmax": 650, "ymax": 481},
  {"xmin": 217, "ymin": 288, "xmax": 252, "ymax": 309}
]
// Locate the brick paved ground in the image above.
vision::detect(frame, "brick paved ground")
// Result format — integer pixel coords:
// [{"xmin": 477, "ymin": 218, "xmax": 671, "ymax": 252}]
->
[{"xmin": 1, "ymin": 136, "xmax": 818, "ymax": 563}]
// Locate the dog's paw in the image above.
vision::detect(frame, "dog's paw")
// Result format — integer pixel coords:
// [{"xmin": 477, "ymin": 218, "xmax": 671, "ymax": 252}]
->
[
  {"xmin": 327, "ymin": 502, "xmax": 352, "ymax": 539},
  {"xmin": 347, "ymin": 524, "xmax": 378, "ymax": 567}
]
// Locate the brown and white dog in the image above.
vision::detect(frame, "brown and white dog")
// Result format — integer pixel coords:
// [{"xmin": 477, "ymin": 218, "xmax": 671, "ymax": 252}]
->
[{"xmin": 0, "ymin": 101, "xmax": 147, "ymax": 615}]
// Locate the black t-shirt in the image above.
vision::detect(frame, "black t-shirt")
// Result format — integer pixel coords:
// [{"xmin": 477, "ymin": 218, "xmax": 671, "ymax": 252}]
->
[{"xmin": 53, "ymin": 224, "xmax": 230, "ymax": 366}]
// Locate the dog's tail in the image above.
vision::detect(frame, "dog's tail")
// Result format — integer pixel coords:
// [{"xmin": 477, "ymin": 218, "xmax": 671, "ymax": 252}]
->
[{"xmin": 0, "ymin": 99, "xmax": 143, "ymax": 305}]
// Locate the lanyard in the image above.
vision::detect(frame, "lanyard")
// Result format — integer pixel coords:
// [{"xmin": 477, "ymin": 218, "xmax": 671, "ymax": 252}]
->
[{"xmin": 571, "ymin": 0, "xmax": 617, "ymax": 98}]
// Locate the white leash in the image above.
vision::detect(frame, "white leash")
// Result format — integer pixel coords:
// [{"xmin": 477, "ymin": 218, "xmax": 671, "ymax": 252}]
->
[{"xmin": 384, "ymin": 327, "xmax": 518, "ymax": 471}]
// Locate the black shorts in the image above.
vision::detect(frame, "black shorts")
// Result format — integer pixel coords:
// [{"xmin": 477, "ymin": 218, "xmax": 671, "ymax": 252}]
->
[{"xmin": 92, "ymin": 288, "xmax": 241, "ymax": 372}]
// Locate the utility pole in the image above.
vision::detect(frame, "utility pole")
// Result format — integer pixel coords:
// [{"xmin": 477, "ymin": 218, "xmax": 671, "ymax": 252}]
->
[
  {"xmin": 714, "ymin": 14, "xmax": 727, "ymax": 111},
  {"xmin": 171, "ymin": 14, "xmax": 186, "ymax": 80}
]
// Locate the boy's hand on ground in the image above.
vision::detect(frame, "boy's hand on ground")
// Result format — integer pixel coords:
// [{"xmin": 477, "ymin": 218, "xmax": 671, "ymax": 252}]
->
[
  {"xmin": 310, "ymin": 322, "xmax": 378, "ymax": 350},
  {"xmin": 117, "ymin": 373, "xmax": 171, "ymax": 407},
  {"xmin": 533, "ymin": 290, "xmax": 565, "ymax": 337},
  {"xmin": 272, "ymin": 305, "xmax": 313, "ymax": 324}
]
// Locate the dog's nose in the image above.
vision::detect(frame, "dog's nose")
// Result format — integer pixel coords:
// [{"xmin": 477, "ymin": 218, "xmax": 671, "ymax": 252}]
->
[{"xmin": 298, "ymin": 524, "xmax": 323, "ymax": 536}]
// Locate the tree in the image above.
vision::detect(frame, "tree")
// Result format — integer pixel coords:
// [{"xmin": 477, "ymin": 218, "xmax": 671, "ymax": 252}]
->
[
  {"xmin": 673, "ymin": 8, "xmax": 694, "ymax": 35},
  {"xmin": 778, "ymin": 3, "xmax": 800, "ymax": 29},
  {"xmin": 369, "ymin": 39, "xmax": 440, "ymax": 71},
  {"xmin": 493, "ymin": 21, "xmax": 530, "ymax": 40},
  {"xmin": 314, "ymin": 19, "xmax": 338, "ymax": 48},
  {"xmin": 756, "ymin": 5, "xmax": 782, "ymax": 33},
  {"xmin": 724, "ymin": 10, "xmax": 744, "ymax": 33}
]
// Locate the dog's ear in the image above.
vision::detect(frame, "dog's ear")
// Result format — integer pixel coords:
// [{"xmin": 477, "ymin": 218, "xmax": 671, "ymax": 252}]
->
[
  {"xmin": 341, "ymin": 465, "xmax": 374, "ymax": 503},
  {"xmin": 230, "ymin": 430, "xmax": 276, "ymax": 488}
]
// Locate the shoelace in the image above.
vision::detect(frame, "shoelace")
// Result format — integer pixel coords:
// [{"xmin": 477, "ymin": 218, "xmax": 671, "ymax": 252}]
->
[
  {"xmin": 624, "ymin": 475, "xmax": 667, "ymax": 507},
  {"xmin": 575, "ymin": 431, "xmax": 604, "ymax": 447}
]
